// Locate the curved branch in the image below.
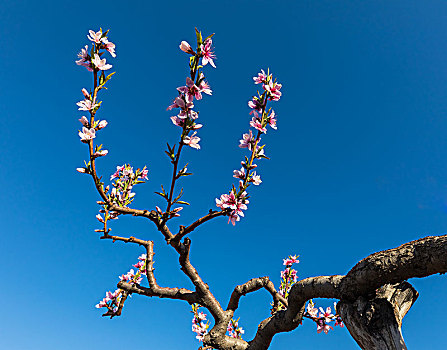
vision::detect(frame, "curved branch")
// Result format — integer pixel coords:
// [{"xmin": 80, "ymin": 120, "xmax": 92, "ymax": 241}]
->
[
  {"xmin": 339, "ymin": 234, "xmax": 447, "ymax": 300},
  {"xmin": 174, "ymin": 210, "xmax": 227, "ymax": 242},
  {"xmin": 248, "ymin": 234, "xmax": 447, "ymax": 350},
  {"xmin": 227, "ymin": 276, "xmax": 288, "ymax": 312}
]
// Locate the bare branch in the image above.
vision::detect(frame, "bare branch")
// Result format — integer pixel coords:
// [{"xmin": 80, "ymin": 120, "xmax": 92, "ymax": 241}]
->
[
  {"xmin": 174, "ymin": 209, "xmax": 227, "ymax": 242},
  {"xmin": 100, "ymin": 234, "xmax": 149, "ymax": 246},
  {"xmin": 227, "ymin": 276, "xmax": 288, "ymax": 312},
  {"xmin": 171, "ymin": 237, "xmax": 225, "ymax": 321},
  {"xmin": 118, "ymin": 281, "xmax": 199, "ymax": 304}
]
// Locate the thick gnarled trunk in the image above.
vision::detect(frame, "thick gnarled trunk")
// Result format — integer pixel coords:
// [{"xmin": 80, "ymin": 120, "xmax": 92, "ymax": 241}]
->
[{"xmin": 338, "ymin": 282, "xmax": 418, "ymax": 350}]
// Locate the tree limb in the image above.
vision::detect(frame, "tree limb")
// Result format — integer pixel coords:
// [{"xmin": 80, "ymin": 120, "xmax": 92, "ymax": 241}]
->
[
  {"xmin": 247, "ymin": 235, "xmax": 447, "ymax": 350},
  {"xmin": 227, "ymin": 276, "xmax": 288, "ymax": 312}
]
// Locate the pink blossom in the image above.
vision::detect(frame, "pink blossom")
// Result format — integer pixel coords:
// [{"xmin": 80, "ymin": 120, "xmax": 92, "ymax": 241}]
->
[
  {"xmin": 167, "ymin": 96, "xmax": 194, "ymax": 111},
  {"xmin": 93, "ymin": 150, "xmax": 108, "ymax": 158},
  {"xmin": 216, "ymin": 192, "xmax": 238, "ymax": 210},
  {"xmin": 250, "ymin": 117, "xmax": 267, "ymax": 133},
  {"xmin": 133, "ymin": 261, "xmax": 144, "ymax": 269},
  {"xmin": 96, "ymin": 214, "xmax": 104, "ymax": 223},
  {"xmin": 253, "ymin": 69, "xmax": 267, "ymax": 84},
  {"xmin": 140, "ymin": 167, "xmax": 149, "ymax": 180},
  {"xmin": 183, "ymin": 132, "xmax": 200, "ymax": 149},
  {"xmin": 92, "ymin": 54, "xmax": 112, "ymax": 71},
  {"xmin": 76, "ymin": 45, "xmax": 93, "ymax": 71},
  {"xmin": 170, "ymin": 116, "xmax": 185, "ymax": 127},
  {"xmin": 248, "ymin": 96, "xmax": 263, "ymax": 112},
  {"xmin": 228, "ymin": 211, "xmax": 241, "ymax": 225},
  {"xmin": 306, "ymin": 302, "xmax": 319, "ymax": 318},
  {"xmin": 178, "ymin": 77, "xmax": 202, "ymax": 101},
  {"xmin": 319, "ymin": 306, "xmax": 334, "ymax": 323},
  {"xmin": 77, "ymin": 99, "xmax": 98, "ymax": 111},
  {"xmin": 200, "ymin": 38, "xmax": 216, "ymax": 68},
  {"xmin": 317, "ymin": 319, "xmax": 333, "ymax": 334},
  {"xmin": 197, "ymin": 312, "xmax": 207, "ymax": 321},
  {"xmin": 82, "ymin": 88, "xmax": 90, "ymax": 99},
  {"xmin": 101, "ymin": 37, "xmax": 116, "ymax": 57},
  {"xmin": 79, "ymin": 127, "xmax": 96, "ymax": 142},
  {"xmin": 239, "ymin": 130, "xmax": 255, "ymax": 149},
  {"xmin": 283, "ymin": 255, "xmax": 300, "ymax": 266},
  {"xmin": 97, "ymin": 120, "xmax": 108, "ymax": 130},
  {"xmin": 198, "ymin": 78, "xmax": 212, "ymax": 96},
  {"xmin": 233, "ymin": 167, "xmax": 246, "ymax": 180},
  {"xmin": 251, "ymin": 172, "xmax": 262, "ymax": 185},
  {"xmin": 217, "ymin": 191, "xmax": 249, "ymax": 225},
  {"xmin": 119, "ymin": 269, "xmax": 136, "ymax": 282},
  {"xmin": 76, "ymin": 167, "xmax": 86, "ymax": 173},
  {"xmin": 265, "ymin": 80, "xmax": 282, "ymax": 101},
  {"xmin": 87, "ymin": 29, "xmax": 103, "ymax": 43},
  {"xmin": 95, "ymin": 300, "xmax": 108, "ymax": 308},
  {"xmin": 268, "ymin": 110, "xmax": 277, "ymax": 130},
  {"xmin": 191, "ymin": 305, "xmax": 209, "ymax": 342},
  {"xmin": 241, "ymin": 160, "xmax": 257, "ymax": 170},
  {"xmin": 110, "ymin": 165, "xmax": 125, "ymax": 180},
  {"xmin": 79, "ymin": 116, "xmax": 89, "ymax": 127},
  {"xmin": 179, "ymin": 41, "xmax": 195, "ymax": 54},
  {"xmin": 138, "ymin": 254, "xmax": 147, "ymax": 261}
]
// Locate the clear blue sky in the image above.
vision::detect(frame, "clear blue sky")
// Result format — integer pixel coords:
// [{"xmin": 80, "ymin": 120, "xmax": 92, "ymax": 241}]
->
[{"xmin": 1, "ymin": 0, "xmax": 447, "ymax": 349}]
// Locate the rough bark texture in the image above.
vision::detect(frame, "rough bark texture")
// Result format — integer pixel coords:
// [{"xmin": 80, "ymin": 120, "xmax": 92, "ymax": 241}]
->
[
  {"xmin": 338, "ymin": 282, "xmax": 418, "ymax": 350},
  {"xmin": 243, "ymin": 235, "xmax": 447, "ymax": 350}
]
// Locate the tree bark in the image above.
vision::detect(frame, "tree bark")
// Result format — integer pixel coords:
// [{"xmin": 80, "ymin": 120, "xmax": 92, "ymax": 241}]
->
[{"xmin": 338, "ymin": 282, "xmax": 418, "ymax": 350}]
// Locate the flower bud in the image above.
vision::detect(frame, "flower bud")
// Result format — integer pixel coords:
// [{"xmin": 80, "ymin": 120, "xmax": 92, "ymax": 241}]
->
[{"xmin": 179, "ymin": 41, "xmax": 195, "ymax": 55}]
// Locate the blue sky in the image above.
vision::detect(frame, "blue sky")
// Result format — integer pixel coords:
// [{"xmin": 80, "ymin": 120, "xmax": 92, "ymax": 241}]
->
[{"xmin": 1, "ymin": 0, "xmax": 447, "ymax": 349}]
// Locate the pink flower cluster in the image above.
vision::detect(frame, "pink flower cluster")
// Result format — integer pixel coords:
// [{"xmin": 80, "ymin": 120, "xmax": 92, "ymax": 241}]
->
[
  {"xmin": 227, "ymin": 318, "xmax": 245, "ymax": 339},
  {"xmin": 95, "ymin": 289, "xmax": 122, "ymax": 313},
  {"xmin": 106, "ymin": 164, "xmax": 149, "ymax": 207},
  {"xmin": 191, "ymin": 304, "xmax": 209, "ymax": 342},
  {"xmin": 253, "ymin": 69, "xmax": 282, "ymax": 100},
  {"xmin": 96, "ymin": 254, "xmax": 147, "ymax": 316},
  {"xmin": 180, "ymin": 36, "xmax": 216, "ymax": 68},
  {"xmin": 305, "ymin": 300, "xmax": 344, "ymax": 334},
  {"xmin": 215, "ymin": 191, "xmax": 249, "ymax": 225},
  {"xmin": 76, "ymin": 29, "xmax": 115, "ymax": 72},
  {"xmin": 168, "ymin": 34, "xmax": 215, "ymax": 151},
  {"xmin": 278, "ymin": 255, "xmax": 299, "ymax": 305},
  {"xmin": 77, "ymin": 99, "xmax": 108, "ymax": 144},
  {"xmin": 216, "ymin": 70, "xmax": 281, "ymax": 225},
  {"xmin": 191, "ymin": 304, "xmax": 245, "ymax": 343},
  {"xmin": 75, "ymin": 29, "xmax": 116, "ymax": 174}
]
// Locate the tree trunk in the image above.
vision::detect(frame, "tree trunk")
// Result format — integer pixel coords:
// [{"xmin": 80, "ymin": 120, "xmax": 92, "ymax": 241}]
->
[{"xmin": 337, "ymin": 282, "xmax": 418, "ymax": 350}]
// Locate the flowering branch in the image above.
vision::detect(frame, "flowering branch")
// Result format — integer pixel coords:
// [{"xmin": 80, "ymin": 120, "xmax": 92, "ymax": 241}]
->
[
  {"xmin": 216, "ymin": 69, "xmax": 281, "ymax": 225},
  {"xmin": 161, "ymin": 29, "xmax": 216, "ymax": 227},
  {"xmin": 75, "ymin": 28, "xmax": 446, "ymax": 350}
]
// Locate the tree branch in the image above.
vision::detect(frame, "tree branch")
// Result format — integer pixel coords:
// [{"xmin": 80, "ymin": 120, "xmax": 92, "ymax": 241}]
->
[
  {"xmin": 227, "ymin": 276, "xmax": 288, "ymax": 312},
  {"xmin": 118, "ymin": 281, "xmax": 199, "ymax": 304},
  {"xmin": 100, "ymin": 234, "xmax": 149, "ymax": 246},
  {"xmin": 247, "ymin": 234, "xmax": 447, "ymax": 350},
  {"xmin": 174, "ymin": 210, "xmax": 227, "ymax": 242},
  {"xmin": 173, "ymin": 237, "xmax": 226, "ymax": 321}
]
